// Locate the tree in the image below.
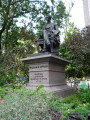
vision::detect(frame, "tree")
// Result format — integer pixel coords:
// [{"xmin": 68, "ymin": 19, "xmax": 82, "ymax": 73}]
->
[
  {"xmin": 0, "ymin": 0, "xmax": 29, "ymax": 53},
  {"xmin": 0, "ymin": 0, "xmax": 68, "ymax": 85},
  {"xmin": 0, "ymin": 0, "xmax": 68, "ymax": 54},
  {"xmin": 0, "ymin": 27, "xmax": 36, "ymax": 85},
  {"xmin": 60, "ymin": 26, "xmax": 90, "ymax": 78}
]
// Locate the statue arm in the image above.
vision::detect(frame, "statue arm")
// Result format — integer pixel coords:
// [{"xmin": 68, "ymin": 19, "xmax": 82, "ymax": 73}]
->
[{"xmin": 52, "ymin": 24, "xmax": 60, "ymax": 35}]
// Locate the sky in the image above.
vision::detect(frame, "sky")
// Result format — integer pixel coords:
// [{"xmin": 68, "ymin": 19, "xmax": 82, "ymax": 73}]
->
[
  {"xmin": 16, "ymin": 0, "xmax": 85, "ymax": 42},
  {"xmin": 17, "ymin": 0, "xmax": 85, "ymax": 29},
  {"xmin": 55, "ymin": 0, "xmax": 85, "ymax": 42},
  {"xmin": 56, "ymin": 0, "xmax": 85, "ymax": 42},
  {"xmin": 60, "ymin": 0, "xmax": 85, "ymax": 29},
  {"xmin": 47, "ymin": 0, "xmax": 85, "ymax": 29}
]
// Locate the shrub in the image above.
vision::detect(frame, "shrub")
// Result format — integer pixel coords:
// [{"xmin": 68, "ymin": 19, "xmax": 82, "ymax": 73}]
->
[
  {"xmin": 0, "ymin": 86, "xmax": 14, "ymax": 99},
  {"xmin": 49, "ymin": 89, "xmax": 90, "ymax": 119},
  {"xmin": 0, "ymin": 73, "xmax": 16, "ymax": 86},
  {"xmin": 63, "ymin": 94, "xmax": 81, "ymax": 105},
  {"xmin": 0, "ymin": 86, "xmax": 52, "ymax": 120},
  {"xmin": 0, "ymin": 87, "xmax": 90, "ymax": 120},
  {"xmin": 76, "ymin": 89, "xmax": 90, "ymax": 103}
]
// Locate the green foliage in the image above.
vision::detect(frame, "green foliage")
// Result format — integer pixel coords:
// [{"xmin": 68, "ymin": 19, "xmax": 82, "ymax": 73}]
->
[
  {"xmin": 0, "ymin": 0, "xmax": 68, "ymax": 86},
  {"xmin": 0, "ymin": 86, "xmax": 52, "ymax": 120},
  {"xmin": 49, "ymin": 89, "xmax": 90, "ymax": 119},
  {"xmin": 0, "ymin": 87, "xmax": 10, "ymax": 99},
  {"xmin": 0, "ymin": 85, "xmax": 24, "ymax": 99},
  {"xmin": 60, "ymin": 25, "xmax": 90, "ymax": 78},
  {"xmin": 0, "ymin": 0, "xmax": 68, "ymax": 49},
  {"xmin": 76, "ymin": 89, "xmax": 90, "ymax": 103},
  {"xmin": 0, "ymin": 73, "xmax": 16, "ymax": 86},
  {"xmin": 0, "ymin": 28, "xmax": 36, "ymax": 86},
  {"xmin": 0, "ymin": 86, "xmax": 90, "ymax": 120},
  {"xmin": 63, "ymin": 89, "xmax": 90, "ymax": 104},
  {"xmin": 63, "ymin": 94, "xmax": 81, "ymax": 106},
  {"xmin": 63, "ymin": 103, "xmax": 89, "ymax": 119},
  {"xmin": 0, "ymin": 53, "xmax": 28, "ymax": 86}
]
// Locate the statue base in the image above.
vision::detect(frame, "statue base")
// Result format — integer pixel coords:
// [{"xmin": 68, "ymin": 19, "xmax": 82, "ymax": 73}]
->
[{"xmin": 20, "ymin": 53, "xmax": 74, "ymax": 98}]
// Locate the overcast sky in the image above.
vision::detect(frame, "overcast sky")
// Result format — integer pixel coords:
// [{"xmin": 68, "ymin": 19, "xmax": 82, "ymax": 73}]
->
[
  {"xmin": 47, "ymin": 0, "xmax": 85, "ymax": 29},
  {"xmin": 16, "ymin": 0, "xmax": 85, "ymax": 43},
  {"xmin": 56, "ymin": 0, "xmax": 85, "ymax": 42},
  {"xmin": 17, "ymin": 0, "xmax": 85, "ymax": 29},
  {"xmin": 61, "ymin": 0, "xmax": 85, "ymax": 29}
]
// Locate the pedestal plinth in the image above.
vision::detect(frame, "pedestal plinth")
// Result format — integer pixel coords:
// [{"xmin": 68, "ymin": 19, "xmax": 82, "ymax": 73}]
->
[{"xmin": 21, "ymin": 53, "xmax": 74, "ymax": 98}]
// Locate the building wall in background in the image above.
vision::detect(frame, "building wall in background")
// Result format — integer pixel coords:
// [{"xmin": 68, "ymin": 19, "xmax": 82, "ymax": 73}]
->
[{"xmin": 83, "ymin": 0, "xmax": 90, "ymax": 26}]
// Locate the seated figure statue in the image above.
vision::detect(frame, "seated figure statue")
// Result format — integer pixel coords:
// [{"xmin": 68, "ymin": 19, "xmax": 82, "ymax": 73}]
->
[{"xmin": 36, "ymin": 14, "xmax": 60, "ymax": 55}]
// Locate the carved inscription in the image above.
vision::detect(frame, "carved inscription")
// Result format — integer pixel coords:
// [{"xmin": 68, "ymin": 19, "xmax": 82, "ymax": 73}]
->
[
  {"xmin": 30, "ymin": 72, "xmax": 48, "ymax": 82},
  {"xmin": 30, "ymin": 65, "xmax": 48, "ymax": 69},
  {"xmin": 29, "ymin": 63, "xmax": 48, "ymax": 83},
  {"xmin": 29, "ymin": 63, "xmax": 48, "ymax": 71},
  {"xmin": 30, "ymin": 72, "xmax": 48, "ymax": 83}
]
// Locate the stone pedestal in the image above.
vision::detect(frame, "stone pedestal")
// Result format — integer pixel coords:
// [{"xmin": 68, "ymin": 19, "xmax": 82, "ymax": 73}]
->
[{"xmin": 21, "ymin": 53, "xmax": 74, "ymax": 98}]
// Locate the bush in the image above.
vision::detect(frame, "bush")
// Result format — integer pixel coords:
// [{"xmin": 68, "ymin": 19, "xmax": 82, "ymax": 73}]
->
[
  {"xmin": 63, "ymin": 94, "xmax": 81, "ymax": 105},
  {"xmin": 49, "ymin": 89, "xmax": 90, "ymax": 119},
  {"xmin": 0, "ymin": 86, "xmax": 22, "ymax": 99},
  {"xmin": 0, "ymin": 73, "xmax": 16, "ymax": 86},
  {"xmin": 76, "ymin": 89, "xmax": 90, "ymax": 103},
  {"xmin": 0, "ymin": 87, "xmax": 9, "ymax": 99},
  {"xmin": 0, "ymin": 86, "xmax": 90, "ymax": 120},
  {"xmin": 0, "ymin": 86, "xmax": 53, "ymax": 120},
  {"xmin": 0, "ymin": 72, "xmax": 28, "ymax": 86}
]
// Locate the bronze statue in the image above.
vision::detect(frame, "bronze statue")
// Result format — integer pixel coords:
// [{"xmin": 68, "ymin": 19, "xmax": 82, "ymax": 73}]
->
[{"xmin": 36, "ymin": 14, "xmax": 60, "ymax": 55}]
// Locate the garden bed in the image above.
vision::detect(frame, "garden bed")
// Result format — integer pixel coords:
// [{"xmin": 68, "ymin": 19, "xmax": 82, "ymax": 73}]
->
[{"xmin": 0, "ymin": 86, "xmax": 90, "ymax": 120}]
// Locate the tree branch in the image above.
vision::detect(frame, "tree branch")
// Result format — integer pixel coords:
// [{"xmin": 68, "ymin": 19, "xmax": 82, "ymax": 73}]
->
[{"xmin": 0, "ymin": 0, "xmax": 11, "ymax": 35}]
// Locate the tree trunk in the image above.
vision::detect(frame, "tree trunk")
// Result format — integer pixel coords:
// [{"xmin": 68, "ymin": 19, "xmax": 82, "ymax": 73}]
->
[
  {"xmin": 0, "ymin": 0, "xmax": 11, "ymax": 55},
  {"xmin": 0, "ymin": 35, "xmax": 2, "ymax": 55}
]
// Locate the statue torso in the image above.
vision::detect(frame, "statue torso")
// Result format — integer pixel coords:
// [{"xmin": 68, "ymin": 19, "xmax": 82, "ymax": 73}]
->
[{"xmin": 43, "ymin": 23, "xmax": 55, "ymax": 33}]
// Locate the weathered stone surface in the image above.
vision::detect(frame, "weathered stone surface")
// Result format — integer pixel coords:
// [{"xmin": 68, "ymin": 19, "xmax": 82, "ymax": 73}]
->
[
  {"xmin": 20, "ymin": 53, "xmax": 70, "ymax": 66},
  {"xmin": 21, "ymin": 53, "xmax": 74, "ymax": 98}
]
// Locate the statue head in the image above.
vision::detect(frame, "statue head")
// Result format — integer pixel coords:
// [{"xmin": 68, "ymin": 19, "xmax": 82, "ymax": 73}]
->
[{"xmin": 46, "ymin": 14, "xmax": 52, "ymax": 22}]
